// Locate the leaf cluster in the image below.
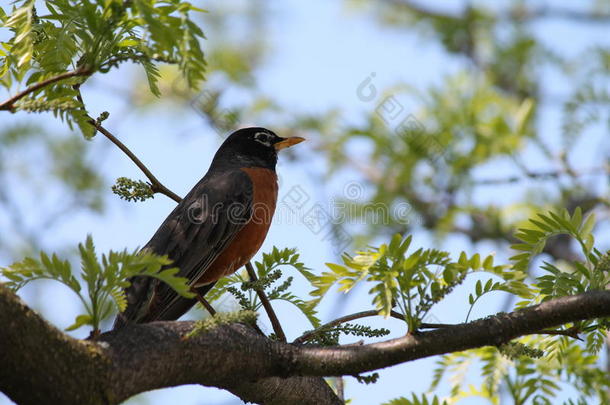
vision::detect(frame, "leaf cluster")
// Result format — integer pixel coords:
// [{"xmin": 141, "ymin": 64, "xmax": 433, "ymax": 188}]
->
[
  {"xmin": 112, "ymin": 176, "xmax": 154, "ymax": 202},
  {"xmin": 316, "ymin": 234, "xmax": 513, "ymax": 331},
  {"xmin": 428, "ymin": 323, "xmax": 609, "ymax": 404},
  {"xmin": 511, "ymin": 208, "xmax": 608, "ymax": 332},
  {"xmin": 0, "ymin": 235, "xmax": 192, "ymax": 333},
  {"xmin": 1, "ymin": 0, "xmax": 206, "ymax": 136},
  {"xmin": 353, "ymin": 372, "xmax": 380, "ymax": 385},
  {"xmin": 207, "ymin": 247, "xmax": 321, "ymax": 328},
  {"xmin": 303, "ymin": 323, "xmax": 390, "ymax": 346}
]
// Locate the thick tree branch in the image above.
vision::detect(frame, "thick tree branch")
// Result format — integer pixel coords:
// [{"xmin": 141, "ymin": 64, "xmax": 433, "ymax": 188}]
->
[
  {"xmin": 0, "ymin": 67, "xmax": 91, "ymax": 112},
  {"xmin": 0, "ymin": 284, "xmax": 339, "ymax": 405},
  {"xmin": 285, "ymin": 291, "xmax": 610, "ymax": 376},
  {"xmin": 2, "ymin": 284, "xmax": 610, "ymax": 404}
]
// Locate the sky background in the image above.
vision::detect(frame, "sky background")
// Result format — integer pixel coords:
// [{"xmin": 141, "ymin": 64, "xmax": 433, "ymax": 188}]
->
[{"xmin": 1, "ymin": 1, "xmax": 609, "ymax": 404}]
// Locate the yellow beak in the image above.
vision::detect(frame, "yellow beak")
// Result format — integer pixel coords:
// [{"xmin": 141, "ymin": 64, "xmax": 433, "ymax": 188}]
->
[{"xmin": 274, "ymin": 136, "xmax": 305, "ymax": 151}]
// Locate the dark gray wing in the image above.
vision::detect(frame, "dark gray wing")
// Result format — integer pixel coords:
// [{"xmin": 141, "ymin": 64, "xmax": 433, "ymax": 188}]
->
[{"xmin": 113, "ymin": 169, "xmax": 252, "ymax": 329}]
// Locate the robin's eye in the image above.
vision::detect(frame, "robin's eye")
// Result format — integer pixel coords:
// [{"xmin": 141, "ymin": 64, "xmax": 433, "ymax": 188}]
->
[{"xmin": 254, "ymin": 132, "xmax": 272, "ymax": 146}]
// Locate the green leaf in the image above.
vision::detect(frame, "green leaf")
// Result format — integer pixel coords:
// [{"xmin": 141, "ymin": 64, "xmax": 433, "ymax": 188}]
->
[
  {"xmin": 570, "ymin": 207, "xmax": 582, "ymax": 230},
  {"xmin": 580, "ymin": 213, "xmax": 595, "ymax": 237},
  {"xmin": 5, "ymin": 0, "xmax": 35, "ymax": 67},
  {"xmin": 141, "ymin": 58, "xmax": 161, "ymax": 97},
  {"xmin": 65, "ymin": 314, "xmax": 93, "ymax": 331},
  {"xmin": 326, "ymin": 263, "xmax": 348, "ymax": 274},
  {"xmin": 471, "ymin": 253, "xmax": 481, "ymax": 269}
]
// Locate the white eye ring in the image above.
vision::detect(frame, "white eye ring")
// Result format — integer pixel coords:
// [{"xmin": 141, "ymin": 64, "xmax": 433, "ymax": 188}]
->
[{"xmin": 254, "ymin": 132, "xmax": 272, "ymax": 146}]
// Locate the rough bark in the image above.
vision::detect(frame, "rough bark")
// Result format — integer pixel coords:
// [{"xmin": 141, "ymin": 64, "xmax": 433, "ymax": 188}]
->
[{"xmin": 2, "ymin": 284, "xmax": 610, "ymax": 405}]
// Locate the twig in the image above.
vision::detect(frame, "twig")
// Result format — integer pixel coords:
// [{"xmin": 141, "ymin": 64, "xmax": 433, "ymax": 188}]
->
[
  {"xmin": 92, "ymin": 123, "xmax": 182, "ymax": 203},
  {"xmin": 538, "ymin": 326, "xmax": 583, "ymax": 341},
  {"xmin": 294, "ymin": 309, "xmax": 408, "ymax": 344},
  {"xmin": 245, "ymin": 262, "xmax": 287, "ymax": 342},
  {"xmin": 471, "ymin": 166, "xmax": 609, "ymax": 186},
  {"xmin": 390, "ymin": 310, "xmax": 406, "ymax": 321},
  {"xmin": 192, "ymin": 288, "xmax": 217, "ymax": 316},
  {"xmin": 510, "ymin": 7, "xmax": 610, "ymax": 23},
  {"xmin": 0, "ymin": 67, "xmax": 91, "ymax": 112},
  {"xmin": 294, "ymin": 310, "xmax": 379, "ymax": 344},
  {"xmin": 73, "ymin": 83, "xmax": 181, "ymax": 203},
  {"xmin": 384, "ymin": 0, "xmax": 610, "ymax": 23}
]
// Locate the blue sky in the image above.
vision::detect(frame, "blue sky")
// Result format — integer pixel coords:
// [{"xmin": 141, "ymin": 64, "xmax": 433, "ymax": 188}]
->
[{"xmin": 1, "ymin": 1, "xmax": 609, "ymax": 404}]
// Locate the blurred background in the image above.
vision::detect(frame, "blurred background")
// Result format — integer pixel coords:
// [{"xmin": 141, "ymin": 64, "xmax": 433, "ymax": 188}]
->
[{"xmin": 1, "ymin": 0, "xmax": 609, "ymax": 404}]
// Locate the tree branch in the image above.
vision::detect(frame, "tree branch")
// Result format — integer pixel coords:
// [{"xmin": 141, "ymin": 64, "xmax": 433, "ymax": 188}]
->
[
  {"xmin": 71, "ymin": 83, "xmax": 181, "ymax": 204},
  {"xmin": 91, "ymin": 122, "xmax": 182, "ymax": 203},
  {"xmin": 0, "ymin": 67, "xmax": 91, "ymax": 112},
  {"xmin": 284, "ymin": 291, "xmax": 610, "ymax": 377},
  {"xmin": 383, "ymin": 0, "xmax": 610, "ymax": 23},
  {"xmin": 418, "ymin": 319, "xmax": 584, "ymax": 340},
  {"xmin": 246, "ymin": 262, "xmax": 287, "ymax": 342},
  {"xmin": 511, "ymin": 7, "xmax": 610, "ymax": 23},
  {"xmin": 292, "ymin": 307, "xmax": 584, "ymax": 345},
  {"xmin": 472, "ymin": 166, "xmax": 610, "ymax": 186},
  {"xmin": 0, "ymin": 284, "xmax": 339, "ymax": 405},
  {"xmin": 294, "ymin": 309, "xmax": 392, "ymax": 344},
  {"xmin": 3, "ymin": 284, "xmax": 609, "ymax": 404}
]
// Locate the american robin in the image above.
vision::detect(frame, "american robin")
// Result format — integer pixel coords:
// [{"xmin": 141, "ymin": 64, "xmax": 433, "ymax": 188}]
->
[{"xmin": 113, "ymin": 127, "xmax": 304, "ymax": 329}]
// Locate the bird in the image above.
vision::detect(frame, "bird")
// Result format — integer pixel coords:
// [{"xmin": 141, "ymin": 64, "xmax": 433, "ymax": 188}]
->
[{"xmin": 112, "ymin": 127, "xmax": 304, "ymax": 329}]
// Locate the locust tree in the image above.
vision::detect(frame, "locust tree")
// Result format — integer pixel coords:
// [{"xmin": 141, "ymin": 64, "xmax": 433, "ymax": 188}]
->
[{"xmin": 1, "ymin": 1, "xmax": 610, "ymax": 405}]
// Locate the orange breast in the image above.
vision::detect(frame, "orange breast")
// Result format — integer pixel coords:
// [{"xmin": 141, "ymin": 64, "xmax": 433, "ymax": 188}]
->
[{"xmin": 196, "ymin": 167, "xmax": 278, "ymax": 285}]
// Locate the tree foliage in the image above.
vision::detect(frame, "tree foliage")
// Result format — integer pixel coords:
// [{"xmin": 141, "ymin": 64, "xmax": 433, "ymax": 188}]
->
[
  {"xmin": 0, "ymin": 235, "xmax": 193, "ymax": 333},
  {"xmin": 1, "ymin": 0, "xmax": 206, "ymax": 135}
]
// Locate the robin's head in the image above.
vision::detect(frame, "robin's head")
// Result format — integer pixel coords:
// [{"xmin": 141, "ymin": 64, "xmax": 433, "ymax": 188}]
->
[{"xmin": 211, "ymin": 127, "xmax": 305, "ymax": 170}]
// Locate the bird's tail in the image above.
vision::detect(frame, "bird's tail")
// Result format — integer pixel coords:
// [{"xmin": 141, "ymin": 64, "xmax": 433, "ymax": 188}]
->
[
  {"xmin": 111, "ymin": 275, "xmax": 156, "ymax": 330},
  {"xmin": 112, "ymin": 279, "xmax": 217, "ymax": 330}
]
